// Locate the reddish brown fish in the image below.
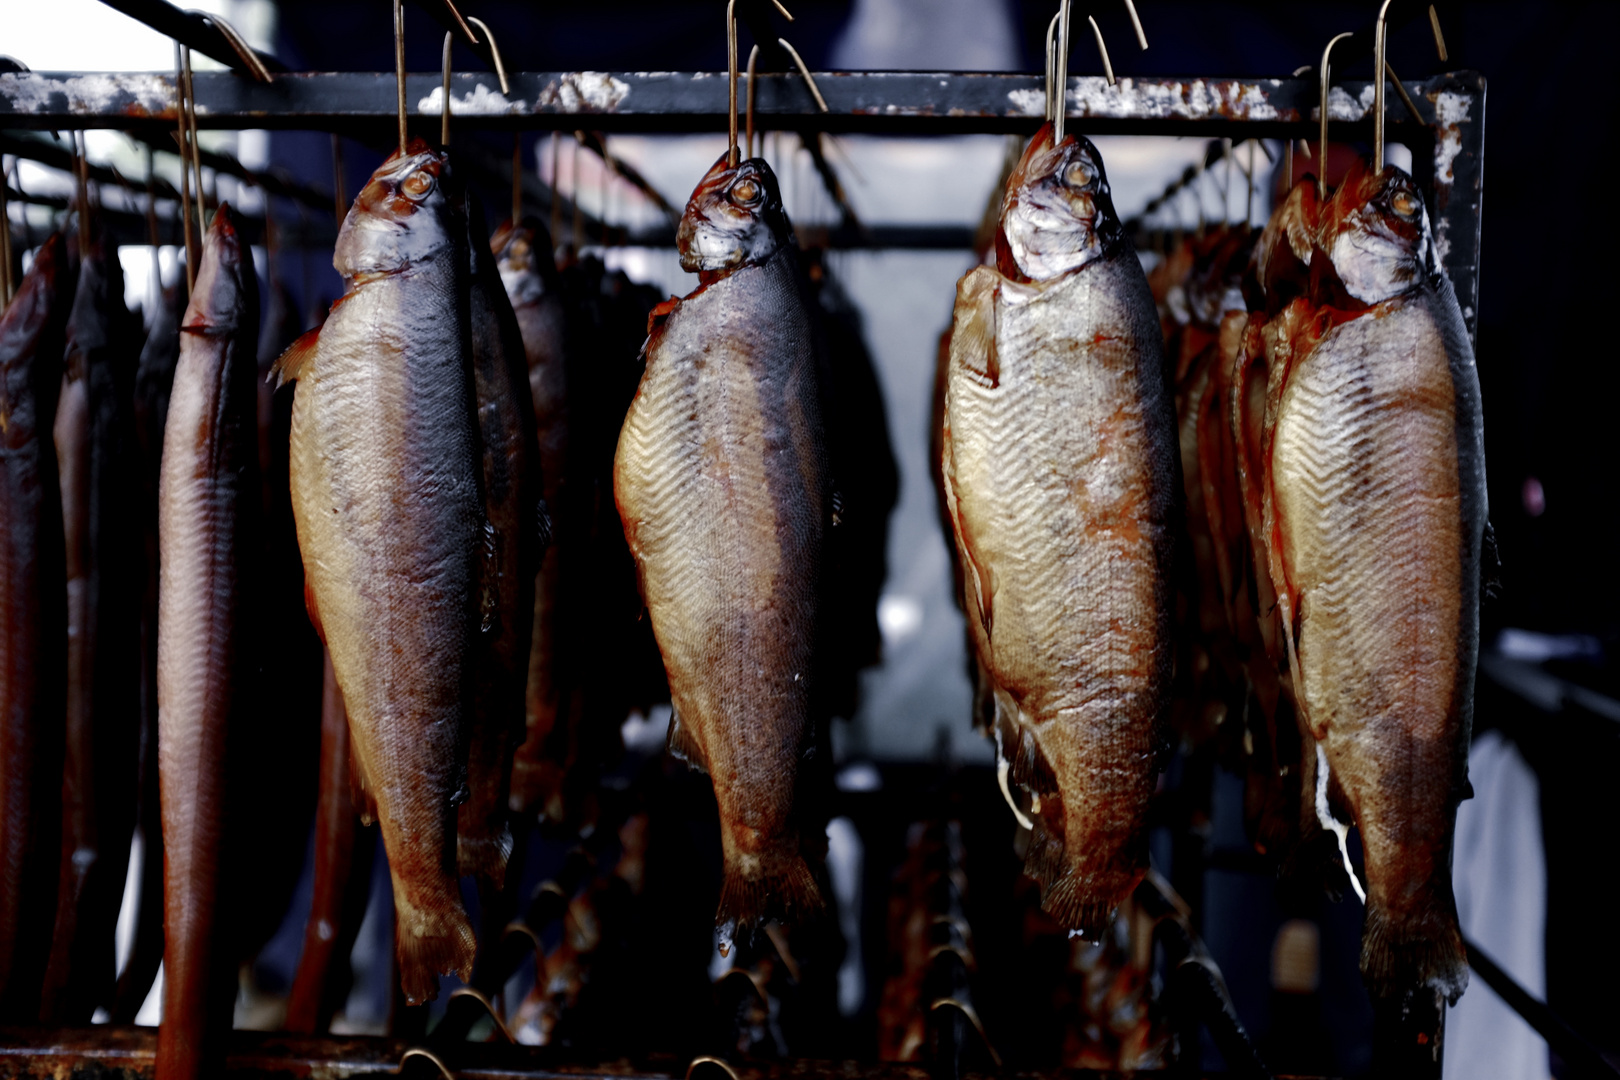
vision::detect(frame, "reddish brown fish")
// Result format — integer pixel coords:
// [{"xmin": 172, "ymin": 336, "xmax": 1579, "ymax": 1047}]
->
[
  {"xmin": 613, "ymin": 154, "xmax": 828, "ymax": 951},
  {"xmin": 275, "ymin": 141, "xmax": 481, "ymax": 1004},
  {"xmin": 0, "ymin": 232, "xmax": 73, "ymax": 1017},
  {"xmin": 1258, "ymin": 162, "xmax": 1485, "ymax": 1003},
  {"xmin": 941, "ymin": 126, "xmax": 1177, "ymax": 933},
  {"xmin": 155, "ymin": 204, "xmax": 260, "ymax": 1080},
  {"xmin": 458, "ymin": 200, "xmax": 541, "ymax": 887}
]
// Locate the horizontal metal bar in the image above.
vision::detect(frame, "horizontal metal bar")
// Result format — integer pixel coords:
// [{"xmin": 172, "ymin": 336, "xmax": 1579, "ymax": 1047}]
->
[
  {"xmin": 93, "ymin": 0, "xmax": 287, "ymax": 75},
  {"xmin": 1465, "ymin": 938, "xmax": 1620, "ymax": 1079},
  {"xmin": 0, "ymin": 70, "xmax": 1469, "ymax": 137}
]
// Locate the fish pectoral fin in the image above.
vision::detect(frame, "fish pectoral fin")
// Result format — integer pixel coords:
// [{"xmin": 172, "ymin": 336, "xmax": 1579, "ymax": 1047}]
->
[
  {"xmin": 270, "ymin": 325, "xmax": 321, "ymax": 387},
  {"xmin": 347, "ymin": 745, "xmax": 380, "ymax": 826},
  {"xmin": 665, "ymin": 708, "xmax": 706, "ymax": 772},
  {"xmin": 535, "ymin": 496, "xmax": 554, "ymax": 556},
  {"xmin": 949, "ymin": 268, "xmax": 1000, "ymax": 387}
]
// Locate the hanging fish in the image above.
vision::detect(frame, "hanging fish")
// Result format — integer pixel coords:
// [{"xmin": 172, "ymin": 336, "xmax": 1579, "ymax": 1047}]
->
[
  {"xmin": 458, "ymin": 199, "xmax": 541, "ymax": 888},
  {"xmin": 941, "ymin": 125, "xmax": 1177, "ymax": 934},
  {"xmin": 155, "ymin": 204, "xmax": 261, "ymax": 1080},
  {"xmin": 42, "ymin": 223, "xmax": 144, "ymax": 1023},
  {"xmin": 1256, "ymin": 161, "xmax": 1485, "ymax": 1003},
  {"xmin": 613, "ymin": 154, "xmax": 829, "ymax": 952},
  {"xmin": 0, "ymin": 232, "xmax": 73, "ymax": 1018},
  {"xmin": 274, "ymin": 140, "xmax": 482, "ymax": 1003}
]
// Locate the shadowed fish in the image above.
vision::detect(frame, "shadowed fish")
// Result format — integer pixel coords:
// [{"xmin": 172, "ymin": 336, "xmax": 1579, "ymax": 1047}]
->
[
  {"xmin": 274, "ymin": 140, "xmax": 482, "ymax": 1004},
  {"xmin": 941, "ymin": 126, "xmax": 1177, "ymax": 935},
  {"xmin": 613, "ymin": 153, "xmax": 829, "ymax": 952},
  {"xmin": 155, "ymin": 203, "xmax": 261, "ymax": 1080},
  {"xmin": 0, "ymin": 232, "xmax": 74, "ymax": 1017}
]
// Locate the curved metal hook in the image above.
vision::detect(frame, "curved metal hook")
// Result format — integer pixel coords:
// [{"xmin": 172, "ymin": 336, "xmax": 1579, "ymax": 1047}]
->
[
  {"xmin": 447, "ymin": 987, "xmax": 516, "ymax": 1043},
  {"xmin": 1044, "ymin": 12, "xmax": 1060, "ymax": 122},
  {"xmin": 728, "ymin": 0, "xmax": 798, "ymax": 166},
  {"xmin": 745, "ymin": 44, "xmax": 760, "ymax": 160},
  {"xmin": 1088, "ymin": 15, "xmax": 1115, "ymax": 86},
  {"xmin": 927, "ymin": 998, "xmax": 1003, "ymax": 1068},
  {"xmin": 1123, "ymin": 0, "xmax": 1149, "ymax": 50},
  {"xmin": 441, "ymin": 32, "xmax": 453, "ymax": 147},
  {"xmin": 684, "ymin": 1057, "xmax": 742, "ymax": 1080},
  {"xmin": 1429, "ymin": 4, "xmax": 1448, "ymax": 62},
  {"xmin": 191, "ymin": 11, "xmax": 273, "ymax": 82},
  {"xmin": 397, "ymin": 1049, "xmax": 456, "ymax": 1080},
  {"xmin": 465, "ymin": 17, "xmax": 509, "ymax": 95},
  {"xmin": 776, "ymin": 38, "xmax": 828, "ymax": 112},
  {"xmin": 1318, "ymin": 31, "xmax": 1353, "ymax": 197},
  {"xmin": 394, "ymin": 0, "xmax": 407, "ymax": 155},
  {"xmin": 1374, "ymin": 0, "xmax": 1393, "ymax": 169},
  {"xmin": 1053, "ymin": 0, "xmax": 1072, "ymax": 144}
]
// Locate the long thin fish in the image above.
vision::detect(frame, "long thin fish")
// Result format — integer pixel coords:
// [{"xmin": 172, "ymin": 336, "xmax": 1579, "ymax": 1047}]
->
[
  {"xmin": 275, "ymin": 141, "xmax": 481, "ymax": 1004},
  {"xmin": 1258, "ymin": 161, "xmax": 1484, "ymax": 1002},
  {"xmin": 941, "ymin": 126, "xmax": 1177, "ymax": 933},
  {"xmin": 42, "ymin": 224, "xmax": 143, "ymax": 1023},
  {"xmin": 458, "ymin": 200, "xmax": 541, "ymax": 888},
  {"xmin": 155, "ymin": 204, "xmax": 260, "ymax": 1080},
  {"xmin": 0, "ymin": 232, "xmax": 73, "ymax": 1017},
  {"xmin": 614, "ymin": 154, "xmax": 829, "ymax": 951}
]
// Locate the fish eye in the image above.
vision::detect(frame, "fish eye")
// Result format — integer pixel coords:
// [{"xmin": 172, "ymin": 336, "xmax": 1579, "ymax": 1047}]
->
[
  {"xmin": 509, "ymin": 237, "xmax": 530, "ymax": 259},
  {"xmin": 402, "ymin": 169, "xmax": 435, "ymax": 199},
  {"xmin": 1064, "ymin": 160, "xmax": 1093, "ymax": 188},
  {"xmin": 731, "ymin": 178, "xmax": 761, "ymax": 205},
  {"xmin": 1389, "ymin": 187, "xmax": 1419, "ymax": 220}
]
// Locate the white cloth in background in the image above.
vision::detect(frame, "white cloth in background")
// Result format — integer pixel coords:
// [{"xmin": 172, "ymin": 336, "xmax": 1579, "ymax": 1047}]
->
[{"xmin": 1443, "ymin": 730, "xmax": 1549, "ymax": 1080}]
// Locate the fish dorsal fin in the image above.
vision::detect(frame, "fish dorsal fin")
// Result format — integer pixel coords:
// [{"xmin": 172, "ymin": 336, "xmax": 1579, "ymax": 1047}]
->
[
  {"xmin": 666, "ymin": 707, "xmax": 706, "ymax": 772},
  {"xmin": 270, "ymin": 325, "xmax": 320, "ymax": 388}
]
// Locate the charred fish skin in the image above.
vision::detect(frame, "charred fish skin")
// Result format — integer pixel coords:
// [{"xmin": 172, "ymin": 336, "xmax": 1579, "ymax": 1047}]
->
[
  {"xmin": 155, "ymin": 204, "xmax": 261, "ymax": 1080},
  {"xmin": 942, "ymin": 128, "xmax": 1177, "ymax": 934},
  {"xmin": 1265, "ymin": 164, "xmax": 1484, "ymax": 1003},
  {"xmin": 614, "ymin": 155, "xmax": 828, "ymax": 951},
  {"xmin": 458, "ymin": 198, "xmax": 541, "ymax": 887},
  {"xmin": 277, "ymin": 141, "xmax": 481, "ymax": 1004},
  {"xmin": 0, "ymin": 232, "xmax": 73, "ymax": 1016},
  {"xmin": 43, "ymin": 228, "xmax": 144, "ymax": 1023}
]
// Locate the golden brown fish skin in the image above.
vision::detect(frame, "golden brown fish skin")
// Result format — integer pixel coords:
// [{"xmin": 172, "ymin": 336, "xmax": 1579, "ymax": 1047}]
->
[
  {"xmin": 614, "ymin": 155, "xmax": 828, "ymax": 950},
  {"xmin": 942, "ymin": 126, "xmax": 1177, "ymax": 934},
  {"xmin": 494, "ymin": 219, "xmax": 576, "ymax": 821},
  {"xmin": 155, "ymin": 204, "xmax": 260, "ymax": 1080},
  {"xmin": 42, "ymin": 231, "xmax": 143, "ymax": 1023},
  {"xmin": 279, "ymin": 142, "xmax": 481, "ymax": 1004},
  {"xmin": 0, "ymin": 232, "xmax": 72, "ymax": 1017},
  {"xmin": 458, "ymin": 202, "xmax": 540, "ymax": 886},
  {"xmin": 1262, "ymin": 164, "xmax": 1484, "ymax": 1003}
]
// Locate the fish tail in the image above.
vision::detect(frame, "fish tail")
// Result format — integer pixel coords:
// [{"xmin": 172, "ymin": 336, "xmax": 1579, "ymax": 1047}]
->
[
  {"xmin": 1023, "ymin": 814, "xmax": 1142, "ymax": 938},
  {"xmin": 1361, "ymin": 890, "xmax": 1469, "ymax": 1005},
  {"xmin": 392, "ymin": 895, "xmax": 477, "ymax": 1005},
  {"xmin": 714, "ymin": 850, "xmax": 824, "ymax": 956}
]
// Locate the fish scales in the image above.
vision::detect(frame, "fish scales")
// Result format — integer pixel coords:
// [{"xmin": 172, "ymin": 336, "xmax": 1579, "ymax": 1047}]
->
[
  {"xmin": 614, "ymin": 155, "xmax": 828, "ymax": 947},
  {"xmin": 0, "ymin": 232, "xmax": 72, "ymax": 1016},
  {"xmin": 155, "ymin": 205, "xmax": 260, "ymax": 1080},
  {"xmin": 280, "ymin": 144, "xmax": 481, "ymax": 1003}
]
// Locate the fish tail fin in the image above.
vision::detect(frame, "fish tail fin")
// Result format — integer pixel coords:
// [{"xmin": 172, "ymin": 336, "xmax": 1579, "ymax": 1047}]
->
[
  {"xmin": 1361, "ymin": 892, "xmax": 1469, "ymax": 1005},
  {"xmin": 714, "ymin": 850, "xmax": 824, "ymax": 957},
  {"xmin": 1023, "ymin": 812, "xmax": 1142, "ymax": 938},
  {"xmin": 455, "ymin": 826, "xmax": 513, "ymax": 890},
  {"xmin": 393, "ymin": 896, "xmax": 477, "ymax": 1005}
]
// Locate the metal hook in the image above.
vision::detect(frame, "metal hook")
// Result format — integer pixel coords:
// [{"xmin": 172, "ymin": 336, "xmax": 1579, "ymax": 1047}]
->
[
  {"xmin": 928, "ymin": 998, "xmax": 1004, "ymax": 1068},
  {"xmin": 447, "ymin": 987, "xmax": 515, "ymax": 1043},
  {"xmin": 1044, "ymin": 13, "xmax": 1061, "ymax": 122},
  {"xmin": 1123, "ymin": 0, "xmax": 1149, "ymax": 50},
  {"xmin": 1318, "ymin": 31, "xmax": 1353, "ymax": 197},
  {"xmin": 745, "ymin": 44, "xmax": 760, "ymax": 160},
  {"xmin": 440, "ymin": 32, "xmax": 453, "ymax": 147},
  {"xmin": 1374, "ymin": 0, "xmax": 1393, "ymax": 170},
  {"xmin": 776, "ymin": 38, "xmax": 828, "ymax": 112},
  {"xmin": 511, "ymin": 133, "xmax": 522, "ymax": 226},
  {"xmin": 394, "ymin": 0, "xmax": 408, "ymax": 156},
  {"xmin": 684, "ymin": 1057, "xmax": 741, "ymax": 1080},
  {"xmin": 1053, "ymin": 0, "xmax": 1072, "ymax": 144},
  {"xmin": 397, "ymin": 1048, "xmax": 456, "ymax": 1080},
  {"xmin": 465, "ymin": 17, "xmax": 508, "ymax": 95},
  {"xmin": 727, "ymin": 0, "xmax": 741, "ymax": 167},
  {"xmin": 1088, "ymin": 15, "xmax": 1115, "ymax": 86},
  {"xmin": 1429, "ymin": 4, "xmax": 1448, "ymax": 62},
  {"xmin": 436, "ymin": 0, "xmax": 481, "ymax": 47},
  {"xmin": 191, "ymin": 11, "xmax": 272, "ymax": 83}
]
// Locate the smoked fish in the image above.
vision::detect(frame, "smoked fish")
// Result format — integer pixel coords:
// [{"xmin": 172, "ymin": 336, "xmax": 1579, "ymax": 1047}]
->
[
  {"xmin": 459, "ymin": 200, "xmax": 541, "ymax": 887},
  {"xmin": 1257, "ymin": 162, "xmax": 1484, "ymax": 1002},
  {"xmin": 275, "ymin": 141, "xmax": 482, "ymax": 1004},
  {"xmin": 613, "ymin": 154, "xmax": 829, "ymax": 950},
  {"xmin": 941, "ymin": 126, "xmax": 1177, "ymax": 934},
  {"xmin": 43, "ymin": 224, "xmax": 143, "ymax": 1023},
  {"xmin": 0, "ymin": 232, "xmax": 73, "ymax": 1016},
  {"xmin": 155, "ymin": 204, "xmax": 261, "ymax": 1080}
]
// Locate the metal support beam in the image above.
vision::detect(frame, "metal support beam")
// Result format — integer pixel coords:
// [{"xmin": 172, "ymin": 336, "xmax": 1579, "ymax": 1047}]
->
[{"xmin": 92, "ymin": 0, "xmax": 286, "ymax": 75}]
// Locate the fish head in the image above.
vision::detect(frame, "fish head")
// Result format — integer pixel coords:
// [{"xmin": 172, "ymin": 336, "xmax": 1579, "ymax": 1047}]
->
[
  {"xmin": 491, "ymin": 216, "xmax": 556, "ymax": 306},
  {"xmin": 996, "ymin": 123, "xmax": 1124, "ymax": 282},
  {"xmin": 1321, "ymin": 159, "xmax": 1437, "ymax": 305},
  {"xmin": 183, "ymin": 202, "xmax": 253, "ymax": 334},
  {"xmin": 335, "ymin": 139, "xmax": 461, "ymax": 280},
  {"xmin": 676, "ymin": 154, "xmax": 791, "ymax": 276}
]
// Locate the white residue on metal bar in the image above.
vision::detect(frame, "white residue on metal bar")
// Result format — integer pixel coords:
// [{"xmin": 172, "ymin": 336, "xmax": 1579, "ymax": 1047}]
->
[
  {"xmin": 0, "ymin": 71, "xmax": 171, "ymax": 115},
  {"xmin": 1322, "ymin": 83, "xmax": 1376, "ymax": 121},
  {"xmin": 1432, "ymin": 90, "xmax": 1471, "ymax": 182},
  {"xmin": 1037, "ymin": 77, "xmax": 1284, "ymax": 121},
  {"xmin": 537, "ymin": 72, "xmax": 631, "ymax": 113},
  {"xmin": 417, "ymin": 83, "xmax": 523, "ymax": 116}
]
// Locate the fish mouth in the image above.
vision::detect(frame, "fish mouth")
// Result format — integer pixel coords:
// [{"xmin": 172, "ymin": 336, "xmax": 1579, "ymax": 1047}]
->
[
  {"xmin": 998, "ymin": 126, "xmax": 1121, "ymax": 281},
  {"xmin": 335, "ymin": 140, "xmax": 459, "ymax": 280}
]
